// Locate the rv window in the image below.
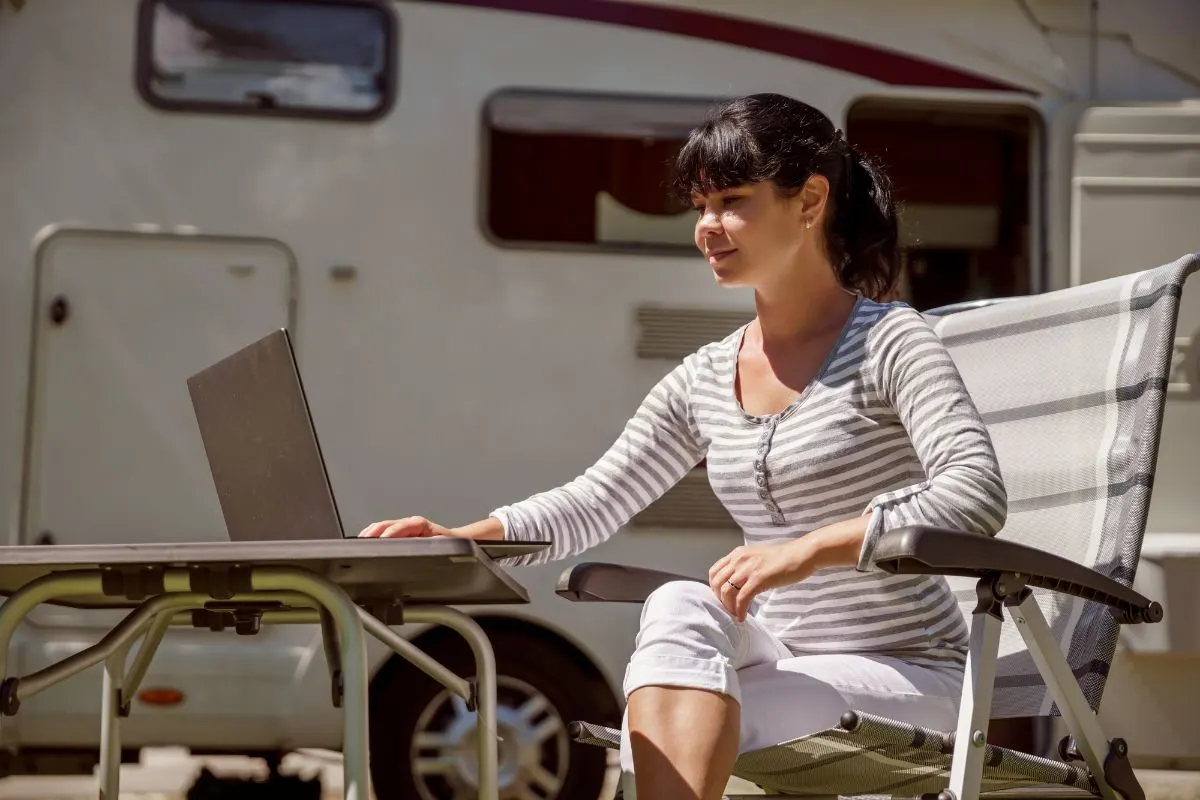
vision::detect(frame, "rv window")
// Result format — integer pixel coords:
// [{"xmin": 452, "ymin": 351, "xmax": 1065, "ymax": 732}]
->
[
  {"xmin": 846, "ymin": 101, "xmax": 1039, "ymax": 307},
  {"xmin": 484, "ymin": 90, "xmax": 720, "ymax": 251},
  {"xmin": 135, "ymin": 0, "xmax": 397, "ymax": 121}
]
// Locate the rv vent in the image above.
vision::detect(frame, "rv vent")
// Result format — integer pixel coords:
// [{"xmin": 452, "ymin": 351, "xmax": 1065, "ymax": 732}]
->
[
  {"xmin": 636, "ymin": 306, "xmax": 754, "ymax": 360},
  {"xmin": 631, "ymin": 468, "xmax": 736, "ymax": 530}
]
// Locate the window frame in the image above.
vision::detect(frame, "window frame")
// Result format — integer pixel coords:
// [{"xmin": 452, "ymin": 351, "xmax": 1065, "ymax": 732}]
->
[
  {"xmin": 843, "ymin": 94, "xmax": 1047, "ymax": 297},
  {"xmin": 478, "ymin": 87, "xmax": 727, "ymax": 256},
  {"xmin": 133, "ymin": 0, "xmax": 400, "ymax": 123}
]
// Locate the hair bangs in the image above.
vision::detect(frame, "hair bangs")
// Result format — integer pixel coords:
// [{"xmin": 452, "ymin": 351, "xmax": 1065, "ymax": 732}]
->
[{"xmin": 673, "ymin": 116, "xmax": 763, "ymax": 201}]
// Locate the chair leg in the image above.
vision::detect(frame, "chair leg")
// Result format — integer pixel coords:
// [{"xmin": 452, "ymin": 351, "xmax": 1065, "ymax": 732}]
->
[
  {"xmin": 948, "ymin": 609, "xmax": 1003, "ymax": 800},
  {"xmin": 1007, "ymin": 597, "xmax": 1140, "ymax": 800}
]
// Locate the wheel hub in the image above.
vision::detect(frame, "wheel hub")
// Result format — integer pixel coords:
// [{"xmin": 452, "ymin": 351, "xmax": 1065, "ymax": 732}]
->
[{"xmin": 410, "ymin": 675, "xmax": 570, "ymax": 800}]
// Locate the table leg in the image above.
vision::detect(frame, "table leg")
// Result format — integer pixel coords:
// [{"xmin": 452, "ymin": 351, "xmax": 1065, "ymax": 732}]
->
[
  {"xmin": 318, "ymin": 608, "xmax": 343, "ymax": 708},
  {"xmin": 15, "ymin": 594, "xmax": 210, "ymax": 702},
  {"xmin": 356, "ymin": 608, "xmax": 472, "ymax": 703},
  {"xmin": 404, "ymin": 607, "xmax": 499, "ymax": 800},
  {"xmin": 0, "ymin": 572, "xmax": 107, "ymax": 676},
  {"xmin": 247, "ymin": 568, "xmax": 371, "ymax": 800},
  {"xmin": 0, "ymin": 571, "xmax": 107, "ymax": 735},
  {"xmin": 122, "ymin": 609, "xmax": 181, "ymax": 709},
  {"xmin": 0, "ymin": 591, "xmax": 208, "ymax": 800},
  {"xmin": 98, "ymin": 643, "xmax": 130, "ymax": 800}
]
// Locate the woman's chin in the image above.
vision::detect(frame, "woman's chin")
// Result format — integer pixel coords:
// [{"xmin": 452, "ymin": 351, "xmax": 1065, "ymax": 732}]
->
[{"xmin": 711, "ymin": 267, "xmax": 747, "ymax": 287}]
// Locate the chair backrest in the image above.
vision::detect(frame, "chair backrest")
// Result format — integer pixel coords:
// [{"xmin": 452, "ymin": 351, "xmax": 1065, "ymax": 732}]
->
[{"xmin": 927, "ymin": 253, "xmax": 1198, "ymax": 719}]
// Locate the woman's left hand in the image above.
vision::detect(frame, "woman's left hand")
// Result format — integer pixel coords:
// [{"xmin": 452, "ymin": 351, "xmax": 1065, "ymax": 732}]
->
[{"xmin": 709, "ymin": 541, "xmax": 816, "ymax": 621}]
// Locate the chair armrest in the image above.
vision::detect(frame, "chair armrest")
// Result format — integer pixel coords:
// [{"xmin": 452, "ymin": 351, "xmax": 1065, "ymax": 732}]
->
[
  {"xmin": 872, "ymin": 526, "xmax": 1163, "ymax": 624},
  {"xmin": 555, "ymin": 563, "xmax": 704, "ymax": 603}
]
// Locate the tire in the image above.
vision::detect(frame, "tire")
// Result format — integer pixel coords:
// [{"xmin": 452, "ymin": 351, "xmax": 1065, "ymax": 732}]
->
[{"xmin": 368, "ymin": 627, "xmax": 616, "ymax": 800}]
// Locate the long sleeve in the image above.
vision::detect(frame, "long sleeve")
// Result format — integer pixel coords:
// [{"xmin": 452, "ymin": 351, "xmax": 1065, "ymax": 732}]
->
[
  {"xmin": 491, "ymin": 356, "xmax": 708, "ymax": 567},
  {"xmin": 856, "ymin": 307, "xmax": 1008, "ymax": 572}
]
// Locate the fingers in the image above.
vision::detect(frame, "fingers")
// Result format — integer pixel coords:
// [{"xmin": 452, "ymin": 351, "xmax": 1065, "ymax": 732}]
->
[
  {"xmin": 708, "ymin": 553, "xmax": 730, "ymax": 583},
  {"xmin": 732, "ymin": 577, "xmax": 759, "ymax": 621},
  {"xmin": 356, "ymin": 517, "xmax": 431, "ymax": 538},
  {"xmin": 708, "ymin": 561, "xmax": 754, "ymax": 622},
  {"xmin": 709, "ymin": 547, "xmax": 760, "ymax": 622},
  {"xmin": 381, "ymin": 519, "xmax": 420, "ymax": 538},
  {"xmin": 708, "ymin": 559, "xmax": 734, "ymax": 603},
  {"xmin": 720, "ymin": 577, "xmax": 742, "ymax": 620},
  {"xmin": 708, "ymin": 547, "xmax": 739, "ymax": 591},
  {"xmin": 721, "ymin": 574, "xmax": 756, "ymax": 622},
  {"xmin": 356, "ymin": 521, "xmax": 389, "ymax": 538}
]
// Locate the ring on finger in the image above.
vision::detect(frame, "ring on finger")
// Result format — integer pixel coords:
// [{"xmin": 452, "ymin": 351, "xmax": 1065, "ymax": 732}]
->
[{"xmin": 726, "ymin": 579, "xmax": 742, "ymax": 590}]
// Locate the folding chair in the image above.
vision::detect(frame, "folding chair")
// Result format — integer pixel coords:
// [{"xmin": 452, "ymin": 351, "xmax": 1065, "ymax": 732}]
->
[{"xmin": 556, "ymin": 253, "xmax": 1199, "ymax": 800}]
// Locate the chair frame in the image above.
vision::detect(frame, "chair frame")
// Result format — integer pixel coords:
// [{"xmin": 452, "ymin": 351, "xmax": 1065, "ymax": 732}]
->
[
  {"xmin": 554, "ymin": 253, "xmax": 1200, "ymax": 800},
  {"xmin": 557, "ymin": 531, "xmax": 1160, "ymax": 800}
]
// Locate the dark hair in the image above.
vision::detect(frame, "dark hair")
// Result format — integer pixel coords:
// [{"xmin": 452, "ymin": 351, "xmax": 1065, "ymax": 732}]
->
[{"xmin": 673, "ymin": 93, "xmax": 900, "ymax": 300}]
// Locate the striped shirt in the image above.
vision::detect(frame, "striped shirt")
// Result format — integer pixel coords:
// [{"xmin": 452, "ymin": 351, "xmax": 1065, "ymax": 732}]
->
[{"xmin": 492, "ymin": 296, "xmax": 1008, "ymax": 670}]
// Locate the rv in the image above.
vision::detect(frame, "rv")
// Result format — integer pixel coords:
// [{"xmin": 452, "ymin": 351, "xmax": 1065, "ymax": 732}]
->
[{"xmin": 0, "ymin": 0, "xmax": 1197, "ymax": 797}]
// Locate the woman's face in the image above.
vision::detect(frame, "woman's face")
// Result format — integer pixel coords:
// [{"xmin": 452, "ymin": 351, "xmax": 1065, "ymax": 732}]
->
[{"xmin": 691, "ymin": 178, "xmax": 827, "ymax": 289}]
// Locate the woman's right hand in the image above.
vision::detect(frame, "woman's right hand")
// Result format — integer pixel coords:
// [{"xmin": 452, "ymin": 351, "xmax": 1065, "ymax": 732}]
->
[{"xmin": 356, "ymin": 516, "xmax": 452, "ymax": 539}]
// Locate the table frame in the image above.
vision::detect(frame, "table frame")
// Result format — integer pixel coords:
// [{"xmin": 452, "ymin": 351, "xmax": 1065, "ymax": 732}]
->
[{"xmin": 0, "ymin": 564, "xmax": 502, "ymax": 800}]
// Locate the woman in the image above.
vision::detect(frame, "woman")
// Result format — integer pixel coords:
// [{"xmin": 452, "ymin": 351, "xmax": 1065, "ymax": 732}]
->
[{"xmin": 360, "ymin": 93, "xmax": 1007, "ymax": 800}]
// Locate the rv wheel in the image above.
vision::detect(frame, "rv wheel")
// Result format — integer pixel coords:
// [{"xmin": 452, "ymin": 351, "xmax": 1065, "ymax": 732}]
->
[{"xmin": 368, "ymin": 627, "xmax": 614, "ymax": 800}]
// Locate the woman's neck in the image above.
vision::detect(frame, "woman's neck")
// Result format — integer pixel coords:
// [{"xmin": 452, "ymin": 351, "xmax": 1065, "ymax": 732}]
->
[{"xmin": 751, "ymin": 262, "xmax": 857, "ymax": 345}]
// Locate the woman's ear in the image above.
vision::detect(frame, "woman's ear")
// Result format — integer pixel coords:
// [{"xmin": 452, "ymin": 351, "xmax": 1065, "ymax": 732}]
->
[{"xmin": 798, "ymin": 174, "xmax": 831, "ymax": 227}]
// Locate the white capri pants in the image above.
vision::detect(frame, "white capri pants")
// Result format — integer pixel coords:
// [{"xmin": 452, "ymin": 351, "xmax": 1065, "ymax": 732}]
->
[{"xmin": 619, "ymin": 581, "xmax": 963, "ymax": 771}]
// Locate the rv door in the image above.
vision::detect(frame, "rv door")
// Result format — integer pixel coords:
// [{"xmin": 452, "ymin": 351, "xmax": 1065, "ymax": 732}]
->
[
  {"xmin": 20, "ymin": 227, "xmax": 297, "ymax": 547},
  {"xmin": 1071, "ymin": 102, "xmax": 1200, "ymax": 538}
]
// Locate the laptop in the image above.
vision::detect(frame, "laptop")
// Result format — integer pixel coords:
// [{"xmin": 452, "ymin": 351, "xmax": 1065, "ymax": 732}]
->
[{"xmin": 186, "ymin": 329, "xmax": 545, "ymax": 558}]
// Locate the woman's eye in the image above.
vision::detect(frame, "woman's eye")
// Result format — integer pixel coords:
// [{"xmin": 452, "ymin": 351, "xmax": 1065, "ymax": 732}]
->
[{"xmin": 692, "ymin": 195, "xmax": 742, "ymax": 214}]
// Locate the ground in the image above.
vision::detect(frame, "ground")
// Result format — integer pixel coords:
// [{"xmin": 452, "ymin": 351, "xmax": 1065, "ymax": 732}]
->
[
  {"xmin": 0, "ymin": 750, "xmax": 1195, "ymax": 800},
  {"xmin": 0, "ymin": 748, "xmax": 621, "ymax": 799}
]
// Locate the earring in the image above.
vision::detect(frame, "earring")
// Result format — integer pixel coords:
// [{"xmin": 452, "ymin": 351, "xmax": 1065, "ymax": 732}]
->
[{"xmin": 805, "ymin": 218, "xmax": 813, "ymax": 229}]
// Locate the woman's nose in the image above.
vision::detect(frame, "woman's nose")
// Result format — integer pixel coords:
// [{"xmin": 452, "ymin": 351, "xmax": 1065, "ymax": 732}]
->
[{"xmin": 695, "ymin": 209, "xmax": 722, "ymax": 240}]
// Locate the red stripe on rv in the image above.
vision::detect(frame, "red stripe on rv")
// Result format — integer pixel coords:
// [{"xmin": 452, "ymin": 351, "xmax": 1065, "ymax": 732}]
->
[{"xmin": 420, "ymin": 0, "xmax": 1035, "ymax": 95}]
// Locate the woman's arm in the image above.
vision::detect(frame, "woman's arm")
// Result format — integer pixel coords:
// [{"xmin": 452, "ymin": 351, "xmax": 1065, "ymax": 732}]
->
[
  {"xmin": 361, "ymin": 356, "xmax": 709, "ymax": 567},
  {"xmin": 490, "ymin": 357, "xmax": 708, "ymax": 566},
  {"xmin": 856, "ymin": 306, "xmax": 1008, "ymax": 571}
]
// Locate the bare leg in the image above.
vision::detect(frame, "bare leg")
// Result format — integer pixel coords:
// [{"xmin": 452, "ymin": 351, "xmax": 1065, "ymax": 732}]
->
[{"xmin": 627, "ymin": 685, "xmax": 739, "ymax": 800}]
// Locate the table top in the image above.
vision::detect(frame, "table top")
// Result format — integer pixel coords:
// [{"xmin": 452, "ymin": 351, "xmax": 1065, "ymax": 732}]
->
[{"xmin": 0, "ymin": 538, "xmax": 549, "ymax": 609}]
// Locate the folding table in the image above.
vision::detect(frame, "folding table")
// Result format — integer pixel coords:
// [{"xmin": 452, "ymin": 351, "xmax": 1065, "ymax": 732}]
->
[{"xmin": 0, "ymin": 537, "xmax": 544, "ymax": 800}]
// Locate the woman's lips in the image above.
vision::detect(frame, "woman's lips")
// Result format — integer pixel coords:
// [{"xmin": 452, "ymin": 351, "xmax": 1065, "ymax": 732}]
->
[{"xmin": 707, "ymin": 249, "xmax": 736, "ymax": 266}]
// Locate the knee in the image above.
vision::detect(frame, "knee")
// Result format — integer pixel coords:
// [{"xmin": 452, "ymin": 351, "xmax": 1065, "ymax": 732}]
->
[
  {"xmin": 636, "ymin": 580, "xmax": 733, "ymax": 649},
  {"xmin": 641, "ymin": 579, "xmax": 722, "ymax": 624},
  {"xmin": 625, "ymin": 580, "xmax": 742, "ymax": 702}
]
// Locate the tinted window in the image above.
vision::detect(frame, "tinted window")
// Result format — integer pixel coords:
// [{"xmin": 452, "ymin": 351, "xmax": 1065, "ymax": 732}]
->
[
  {"xmin": 136, "ymin": 0, "xmax": 397, "ymax": 121},
  {"xmin": 484, "ymin": 90, "xmax": 721, "ymax": 251}
]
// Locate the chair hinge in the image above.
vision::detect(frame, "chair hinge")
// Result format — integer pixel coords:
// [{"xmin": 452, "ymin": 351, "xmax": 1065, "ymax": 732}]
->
[
  {"xmin": 1103, "ymin": 738, "xmax": 1144, "ymax": 800},
  {"xmin": 973, "ymin": 572, "xmax": 1032, "ymax": 620},
  {"xmin": 1058, "ymin": 735, "xmax": 1144, "ymax": 800}
]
